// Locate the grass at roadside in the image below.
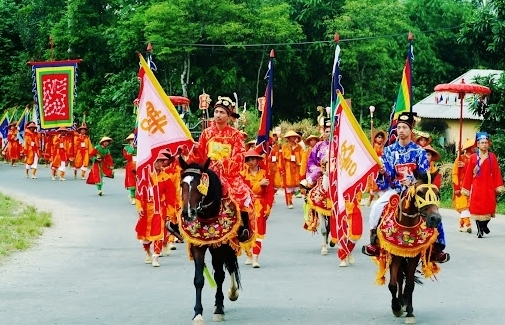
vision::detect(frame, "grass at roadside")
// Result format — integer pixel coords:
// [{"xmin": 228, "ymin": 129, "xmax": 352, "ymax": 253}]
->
[{"xmin": 0, "ymin": 192, "xmax": 52, "ymax": 257}]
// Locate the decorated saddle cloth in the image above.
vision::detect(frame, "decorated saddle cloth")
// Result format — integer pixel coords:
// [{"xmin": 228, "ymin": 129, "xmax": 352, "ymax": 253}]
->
[
  {"xmin": 303, "ymin": 176, "xmax": 332, "ymax": 232},
  {"xmin": 373, "ymin": 193, "xmax": 440, "ymax": 285},
  {"xmin": 179, "ymin": 197, "xmax": 243, "ymax": 260}
]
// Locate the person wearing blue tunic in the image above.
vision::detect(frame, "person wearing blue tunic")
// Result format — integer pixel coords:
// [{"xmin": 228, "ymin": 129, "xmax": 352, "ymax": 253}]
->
[{"xmin": 362, "ymin": 111, "xmax": 449, "ymax": 263}]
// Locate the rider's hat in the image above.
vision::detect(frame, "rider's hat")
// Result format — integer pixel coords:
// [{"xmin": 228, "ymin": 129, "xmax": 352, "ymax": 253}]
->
[
  {"xmin": 214, "ymin": 95, "xmax": 240, "ymax": 118},
  {"xmin": 397, "ymin": 112, "xmax": 418, "ymax": 129}
]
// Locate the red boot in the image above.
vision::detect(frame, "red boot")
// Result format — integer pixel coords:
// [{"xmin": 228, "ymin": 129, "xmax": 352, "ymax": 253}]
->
[{"xmin": 361, "ymin": 229, "xmax": 380, "ymax": 256}]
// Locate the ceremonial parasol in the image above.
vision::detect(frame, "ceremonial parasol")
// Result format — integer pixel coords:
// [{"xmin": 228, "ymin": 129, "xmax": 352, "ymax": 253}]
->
[{"xmin": 434, "ymin": 79, "xmax": 491, "ymax": 155}]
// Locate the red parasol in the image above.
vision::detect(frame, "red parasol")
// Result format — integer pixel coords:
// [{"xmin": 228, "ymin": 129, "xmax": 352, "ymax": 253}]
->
[{"xmin": 434, "ymin": 79, "xmax": 491, "ymax": 155}]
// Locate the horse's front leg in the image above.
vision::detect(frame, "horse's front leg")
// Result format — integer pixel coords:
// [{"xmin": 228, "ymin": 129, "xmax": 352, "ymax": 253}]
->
[
  {"xmin": 191, "ymin": 245, "xmax": 208, "ymax": 325},
  {"xmin": 403, "ymin": 256, "xmax": 420, "ymax": 324},
  {"xmin": 210, "ymin": 248, "xmax": 226, "ymax": 322},
  {"xmin": 389, "ymin": 255, "xmax": 404, "ymax": 317},
  {"xmin": 319, "ymin": 213, "xmax": 328, "ymax": 255}
]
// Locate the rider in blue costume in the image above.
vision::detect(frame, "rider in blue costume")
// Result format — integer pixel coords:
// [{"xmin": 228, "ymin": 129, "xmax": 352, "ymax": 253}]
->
[{"xmin": 362, "ymin": 111, "xmax": 449, "ymax": 263}]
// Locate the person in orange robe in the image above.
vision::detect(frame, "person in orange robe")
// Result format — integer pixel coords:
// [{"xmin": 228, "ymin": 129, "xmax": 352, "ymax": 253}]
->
[
  {"xmin": 190, "ymin": 95, "xmax": 255, "ymax": 243},
  {"xmin": 452, "ymin": 138, "xmax": 476, "ymax": 233},
  {"xmin": 73, "ymin": 123, "xmax": 91, "ymax": 180},
  {"xmin": 267, "ymin": 133, "xmax": 283, "ymax": 190},
  {"xmin": 123, "ymin": 133, "xmax": 137, "ymax": 204},
  {"xmin": 462, "ymin": 132, "xmax": 505, "ymax": 238},
  {"xmin": 161, "ymin": 151, "xmax": 183, "ymax": 254},
  {"xmin": 6, "ymin": 123, "xmax": 21, "ymax": 166},
  {"xmin": 423, "ymin": 145, "xmax": 442, "ymax": 188},
  {"xmin": 65, "ymin": 131, "xmax": 76, "ymax": 169},
  {"xmin": 51, "ymin": 128, "xmax": 69, "ymax": 181},
  {"xmin": 365, "ymin": 130, "xmax": 386, "ymax": 205},
  {"xmin": 135, "ymin": 151, "xmax": 171, "ymax": 267},
  {"xmin": 23, "ymin": 122, "xmax": 40, "ymax": 179},
  {"xmin": 42, "ymin": 133, "xmax": 53, "ymax": 165},
  {"xmin": 280, "ymin": 130, "xmax": 303, "ymax": 208},
  {"xmin": 240, "ymin": 149, "xmax": 273, "ymax": 268}
]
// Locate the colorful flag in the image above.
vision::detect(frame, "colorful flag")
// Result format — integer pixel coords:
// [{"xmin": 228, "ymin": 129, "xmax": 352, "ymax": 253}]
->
[
  {"xmin": 386, "ymin": 41, "xmax": 413, "ymax": 146},
  {"xmin": 329, "ymin": 43, "xmax": 344, "ymax": 129},
  {"xmin": 28, "ymin": 60, "xmax": 81, "ymax": 129},
  {"xmin": 16, "ymin": 106, "xmax": 30, "ymax": 143},
  {"xmin": 329, "ymin": 92, "xmax": 381, "ymax": 260},
  {"xmin": 135, "ymin": 54, "xmax": 194, "ymax": 201},
  {"xmin": 256, "ymin": 50, "xmax": 275, "ymax": 155},
  {"xmin": 0, "ymin": 111, "xmax": 9, "ymax": 148}
]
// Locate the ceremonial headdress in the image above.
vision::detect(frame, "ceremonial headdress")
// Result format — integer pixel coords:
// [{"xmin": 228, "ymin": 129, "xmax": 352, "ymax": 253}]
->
[
  {"xmin": 283, "ymin": 130, "xmax": 301, "ymax": 141},
  {"xmin": 476, "ymin": 132, "xmax": 489, "ymax": 141},
  {"xmin": 397, "ymin": 112, "xmax": 418, "ymax": 129},
  {"xmin": 244, "ymin": 148, "xmax": 264, "ymax": 160},
  {"xmin": 125, "ymin": 133, "xmax": 135, "ymax": 141},
  {"xmin": 423, "ymin": 145, "xmax": 440, "ymax": 162},
  {"xmin": 462, "ymin": 138, "xmax": 476, "ymax": 151},
  {"xmin": 25, "ymin": 121, "xmax": 37, "ymax": 130},
  {"xmin": 77, "ymin": 122, "xmax": 88, "ymax": 132},
  {"xmin": 304, "ymin": 135, "xmax": 319, "ymax": 145},
  {"xmin": 99, "ymin": 136, "xmax": 113, "ymax": 144},
  {"xmin": 214, "ymin": 96, "xmax": 240, "ymax": 118}
]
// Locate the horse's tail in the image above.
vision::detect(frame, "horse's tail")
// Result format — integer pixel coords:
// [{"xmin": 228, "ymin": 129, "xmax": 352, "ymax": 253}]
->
[{"xmin": 223, "ymin": 244, "xmax": 241, "ymax": 290}]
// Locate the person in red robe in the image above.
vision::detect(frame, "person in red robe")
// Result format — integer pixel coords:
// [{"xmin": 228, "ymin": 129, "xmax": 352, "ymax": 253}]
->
[
  {"xmin": 190, "ymin": 95, "xmax": 255, "ymax": 243},
  {"xmin": 423, "ymin": 145, "xmax": 442, "ymax": 188},
  {"xmin": 462, "ymin": 132, "xmax": 505, "ymax": 238}
]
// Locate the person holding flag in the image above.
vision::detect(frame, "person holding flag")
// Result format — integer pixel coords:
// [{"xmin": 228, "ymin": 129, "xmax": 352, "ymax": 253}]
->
[
  {"xmin": 190, "ymin": 96, "xmax": 255, "ymax": 243},
  {"xmin": 362, "ymin": 112, "xmax": 450, "ymax": 263},
  {"xmin": 23, "ymin": 121, "xmax": 40, "ymax": 179}
]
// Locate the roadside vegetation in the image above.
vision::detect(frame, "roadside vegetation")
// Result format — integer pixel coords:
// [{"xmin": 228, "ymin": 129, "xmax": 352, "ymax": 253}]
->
[{"xmin": 0, "ymin": 192, "xmax": 52, "ymax": 258}]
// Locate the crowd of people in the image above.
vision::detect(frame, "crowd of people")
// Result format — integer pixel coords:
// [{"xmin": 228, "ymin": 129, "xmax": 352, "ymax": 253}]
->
[{"xmin": 2, "ymin": 100, "xmax": 504, "ymax": 268}]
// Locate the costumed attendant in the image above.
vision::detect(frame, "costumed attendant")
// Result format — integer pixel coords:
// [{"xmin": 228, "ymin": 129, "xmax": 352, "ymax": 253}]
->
[
  {"xmin": 423, "ymin": 145, "xmax": 442, "ymax": 188},
  {"xmin": 135, "ymin": 151, "xmax": 171, "ymax": 267},
  {"xmin": 123, "ymin": 133, "xmax": 137, "ymax": 204},
  {"xmin": 281, "ymin": 130, "xmax": 303, "ymax": 208},
  {"xmin": 51, "ymin": 128, "xmax": 69, "ymax": 181},
  {"xmin": 452, "ymin": 138, "xmax": 476, "ymax": 233},
  {"xmin": 300, "ymin": 119, "xmax": 331, "ymax": 190},
  {"xmin": 7, "ymin": 123, "xmax": 21, "ymax": 167},
  {"xmin": 365, "ymin": 130, "xmax": 386, "ymax": 206},
  {"xmin": 268, "ymin": 133, "xmax": 283, "ymax": 192},
  {"xmin": 240, "ymin": 149, "xmax": 272, "ymax": 268},
  {"xmin": 73, "ymin": 123, "xmax": 91, "ymax": 180},
  {"xmin": 23, "ymin": 121, "xmax": 40, "ymax": 179},
  {"xmin": 462, "ymin": 132, "xmax": 505, "ymax": 238},
  {"xmin": 66, "ymin": 130, "xmax": 76, "ymax": 171},
  {"xmin": 246, "ymin": 140, "xmax": 256, "ymax": 151},
  {"xmin": 190, "ymin": 95, "xmax": 256, "ymax": 245},
  {"xmin": 87, "ymin": 136, "xmax": 114, "ymax": 196},
  {"xmin": 299, "ymin": 134, "xmax": 319, "ymax": 195},
  {"xmin": 161, "ymin": 150, "xmax": 182, "ymax": 254},
  {"xmin": 415, "ymin": 132, "xmax": 432, "ymax": 148}
]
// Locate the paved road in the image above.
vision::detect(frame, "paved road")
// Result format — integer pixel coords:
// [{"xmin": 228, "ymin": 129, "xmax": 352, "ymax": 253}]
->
[{"xmin": 0, "ymin": 162, "xmax": 503, "ymax": 325}]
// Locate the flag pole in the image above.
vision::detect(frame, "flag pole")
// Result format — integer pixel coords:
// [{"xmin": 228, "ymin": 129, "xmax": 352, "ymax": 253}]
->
[{"xmin": 408, "ymin": 32, "xmax": 414, "ymax": 112}]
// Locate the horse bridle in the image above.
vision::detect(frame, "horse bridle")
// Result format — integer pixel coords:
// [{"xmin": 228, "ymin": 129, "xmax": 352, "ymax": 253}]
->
[
  {"xmin": 400, "ymin": 181, "xmax": 440, "ymax": 219},
  {"xmin": 181, "ymin": 168, "xmax": 215, "ymax": 215}
]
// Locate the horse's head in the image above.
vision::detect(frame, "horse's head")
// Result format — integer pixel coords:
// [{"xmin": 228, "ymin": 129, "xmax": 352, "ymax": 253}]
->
[
  {"xmin": 179, "ymin": 156, "xmax": 221, "ymax": 222},
  {"xmin": 401, "ymin": 170, "xmax": 442, "ymax": 228}
]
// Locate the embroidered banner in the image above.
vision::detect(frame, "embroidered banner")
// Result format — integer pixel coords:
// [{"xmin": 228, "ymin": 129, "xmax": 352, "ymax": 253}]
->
[{"xmin": 28, "ymin": 60, "xmax": 81, "ymax": 129}]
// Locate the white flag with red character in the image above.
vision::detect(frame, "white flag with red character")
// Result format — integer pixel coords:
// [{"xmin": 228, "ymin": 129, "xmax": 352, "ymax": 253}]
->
[
  {"xmin": 135, "ymin": 54, "xmax": 194, "ymax": 202},
  {"xmin": 329, "ymin": 92, "xmax": 381, "ymax": 260}
]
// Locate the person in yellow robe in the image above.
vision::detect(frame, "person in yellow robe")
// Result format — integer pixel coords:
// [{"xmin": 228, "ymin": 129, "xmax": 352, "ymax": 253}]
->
[{"xmin": 280, "ymin": 130, "xmax": 303, "ymax": 208}]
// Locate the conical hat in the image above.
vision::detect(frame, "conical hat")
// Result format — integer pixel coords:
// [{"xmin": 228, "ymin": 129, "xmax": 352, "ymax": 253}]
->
[
  {"xmin": 125, "ymin": 133, "xmax": 135, "ymax": 141},
  {"xmin": 304, "ymin": 135, "xmax": 319, "ymax": 145},
  {"xmin": 99, "ymin": 136, "xmax": 113, "ymax": 144},
  {"xmin": 244, "ymin": 148, "xmax": 263, "ymax": 160},
  {"xmin": 8, "ymin": 122, "xmax": 17, "ymax": 128},
  {"xmin": 155, "ymin": 151, "xmax": 170, "ymax": 160},
  {"xmin": 77, "ymin": 123, "xmax": 88, "ymax": 131},
  {"xmin": 283, "ymin": 130, "xmax": 301, "ymax": 140},
  {"xmin": 25, "ymin": 121, "xmax": 37, "ymax": 129},
  {"xmin": 57, "ymin": 127, "xmax": 68, "ymax": 132},
  {"xmin": 462, "ymin": 138, "xmax": 476, "ymax": 151},
  {"xmin": 423, "ymin": 145, "xmax": 440, "ymax": 161},
  {"xmin": 247, "ymin": 140, "xmax": 256, "ymax": 145}
]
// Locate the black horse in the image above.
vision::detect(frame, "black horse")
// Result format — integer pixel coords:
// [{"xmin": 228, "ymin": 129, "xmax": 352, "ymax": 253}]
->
[
  {"xmin": 383, "ymin": 171, "xmax": 442, "ymax": 324},
  {"xmin": 178, "ymin": 156, "xmax": 241, "ymax": 325}
]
